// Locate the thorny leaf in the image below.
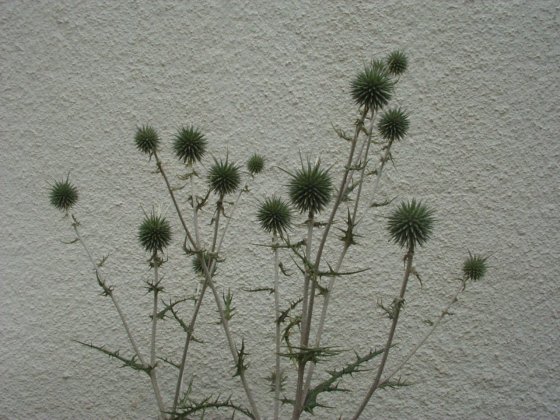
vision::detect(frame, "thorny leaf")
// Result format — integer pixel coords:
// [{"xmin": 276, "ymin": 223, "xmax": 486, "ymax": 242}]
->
[
  {"xmin": 73, "ymin": 340, "xmax": 150, "ymax": 374},
  {"xmin": 242, "ymin": 287, "xmax": 275, "ymax": 294},
  {"xmin": 233, "ymin": 339, "xmax": 249, "ymax": 377}
]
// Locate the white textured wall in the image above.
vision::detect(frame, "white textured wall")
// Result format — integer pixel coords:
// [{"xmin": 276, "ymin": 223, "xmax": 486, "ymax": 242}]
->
[{"xmin": 1, "ymin": 1, "xmax": 559, "ymax": 418}]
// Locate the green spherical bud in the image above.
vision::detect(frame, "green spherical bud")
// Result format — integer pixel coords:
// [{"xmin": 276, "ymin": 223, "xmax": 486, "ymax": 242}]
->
[
  {"xmin": 351, "ymin": 60, "xmax": 394, "ymax": 111},
  {"xmin": 49, "ymin": 177, "xmax": 79, "ymax": 212},
  {"xmin": 135, "ymin": 125, "xmax": 159, "ymax": 155},
  {"xmin": 387, "ymin": 199, "xmax": 434, "ymax": 249},
  {"xmin": 463, "ymin": 252, "xmax": 488, "ymax": 281},
  {"xmin": 247, "ymin": 153, "xmax": 265, "ymax": 175},
  {"xmin": 174, "ymin": 126, "xmax": 207, "ymax": 164},
  {"xmin": 192, "ymin": 253, "xmax": 217, "ymax": 276},
  {"xmin": 288, "ymin": 161, "xmax": 332, "ymax": 214},
  {"xmin": 378, "ymin": 108, "xmax": 410, "ymax": 141},
  {"xmin": 257, "ymin": 196, "xmax": 292, "ymax": 237},
  {"xmin": 208, "ymin": 158, "xmax": 241, "ymax": 196},
  {"xmin": 387, "ymin": 50, "xmax": 408, "ymax": 76},
  {"xmin": 138, "ymin": 212, "xmax": 172, "ymax": 253}
]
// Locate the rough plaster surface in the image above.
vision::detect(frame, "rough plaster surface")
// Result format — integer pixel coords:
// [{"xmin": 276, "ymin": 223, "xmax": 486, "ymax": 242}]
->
[{"xmin": 1, "ymin": 1, "xmax": 559, "ymax": 419}]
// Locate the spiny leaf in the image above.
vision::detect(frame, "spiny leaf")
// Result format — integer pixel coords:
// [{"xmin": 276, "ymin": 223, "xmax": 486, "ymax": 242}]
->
[{"xmin": 73, "ymin": 340, "xmax": 150, "ymax": 374}]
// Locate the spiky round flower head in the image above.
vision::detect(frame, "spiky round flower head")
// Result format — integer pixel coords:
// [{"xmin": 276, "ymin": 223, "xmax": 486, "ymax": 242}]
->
[
  {"xmin": 192, "ymin": 253, "xmax": 217, "ymax": 276},
  {"xmin": 49, "ymin": 177, "xmax": 79, "ymax": 212},
  {"xmin": 247, "ymin": 153, "xmax": 265, "ymax": 175},
  {"xmin": 378, "ymin": 108, "xmax": 410, "ymax": 141},
  {"xmin": 135, "ymin": 125, "xmax": 160, "ymax": 155},
  {"xmin": 208, "ymin": 158, "xmax": 241, "ymax": 196},
  {"xmin": 463, "ymin": 252, "xmax": 488, "ymax": 281},
  {"xmin": 387, "ymin": 50, "xmax": 408, "ymax": 76},
  {"xmin": 174, "ymin": 126, "xmax": 207, "ymax": 164},
  {"xmin": 387, "ymin": 199, "xmax": 435, "ymax": 250},
  {"xmin": 351, "ymin": 60, "xmax": 394, "ymax": 111},
  {"xmin": 288, "ymin": 161, "xmax": 333, "ymax": 214},
  {"xmin": 138, "ymin": 212, "xmax": 172, "ymax": 254},
  {"xmin": 257, "ymin": 196, "xmax": 292, "ymax": 237}
]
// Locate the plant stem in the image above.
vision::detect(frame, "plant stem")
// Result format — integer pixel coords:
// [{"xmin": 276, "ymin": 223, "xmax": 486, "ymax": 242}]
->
[
  {"xmin": 380, "ymin": 279, "xmax": 466, "ymax": 387},
  {"xmin": 352, "ymin": 247, "xmax": 415, "ymax": 420},
  {"xmin": 72, "ymin": 219, "xmax": 166, "ymax": 417},
  {"xmin": 273, "ymin": 234, "xmax": 282, "ymax": 420}
]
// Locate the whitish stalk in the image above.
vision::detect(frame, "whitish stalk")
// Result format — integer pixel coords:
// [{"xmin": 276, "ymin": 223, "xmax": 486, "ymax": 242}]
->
[
  {"xmin": 303, "ymin": 110, "xmax": 377, "ymax": 394},
  {"xmin": 352, "ymin": 248, "xmax": 415, "ymax": 420},
  {"xmin": 190, "ymin": 163, "xmax": 202, "ymax": 248},
  {"xmin": 381, "ymin": 280, "xmax": 466, "ymax": 386},
  {"xmin": 72, "ymin": 220, "xmax": 166, "ymax": 417},
  {"xmin": 272, "ymin": 234, "xmax": 282, "ymax": 420}
]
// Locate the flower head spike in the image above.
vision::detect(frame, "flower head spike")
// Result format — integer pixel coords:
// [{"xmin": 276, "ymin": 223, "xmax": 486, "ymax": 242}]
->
[
  {"xmin": 135, "ymin": 125, "xmax": 159, "ymax": 155},
  {"xmin": 49, "ymin": 176, "xmax": 79, "ymax": 212},
  {"xmin": 387, "ymin": 199, "xmax": 434, "ymax": 250},
  {"xmin": 378, "ymin": 108, "xmax": 410, "ymax": 141},
  {"xmin": 288, "ymin": 160, "xmax": 333, "ymax": 214},
  {"xmin": 463, "ymin": 252, "xmax": 488, "ymax": 281},
  {"xmin": 257, "ymin": 196, "xmax": 292, "ymax": 237},
  {"xmin": 208, "ymin": 157, "xmax": 241, "ymax": 196},
  {"xmin": 174, "ymin": 126, "xmax": 207, "ymax": 164},
  {"xmin": 138, "ymin": 211, "xmax": 172, "ymax": 253},
  {"xmin": 247, "ymin": 153, "xmax": 265, "ymax": 175},
  {"xmin": 351, "ymin": 59, "xmax": 394, "ymax": 111},
  {"xmin": 387, "ymin": 50, "xmax": 408, "ymax": 76}
]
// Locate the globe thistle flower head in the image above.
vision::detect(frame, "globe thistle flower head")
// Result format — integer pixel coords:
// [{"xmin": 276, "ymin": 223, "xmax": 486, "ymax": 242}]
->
[
  {"xmin": 135, "ymin": 125, "xmax": 159, "ymax": 156},
  {"xmin": 387, "ymin": 199, "xmax": 435, "ymax": 250},
  {"xmin": 138, "ymin": 211, "xmax": 172, "ymax": 254},
  {"xmin": 387, "ymin": 50, "xmax": 408, "ymax": 76},
  {"xmin": 49, "ymin": 176, "xmax": 79, "ymax": 212},
  {"xmin": 378, "ymin": 108, "xmax": 410, "ymax": 141},
  {"xmin": 247, "ymin": 153, "xmax": 265, "ymax": 175},
  {"xmin": 174, "ymin": 126, "xmax": 207, "ymax": 164},
  {"xmin": 351, "ymin": 59, "xmax": 394, "ymax": 111},
  {"xmin": 208, "ymin": 157, "xmax": 241, "ymax": 196},
  {"xmin": 257, "ymin": 196, "xmax": 292, "ymax": 237},
  {"xmin": 288, "ymin": 160, "xmax": 333, "ymax": 214},
  {"xmin": 463, "ymin": 252, "xmax": 488, "ymax": 281}
]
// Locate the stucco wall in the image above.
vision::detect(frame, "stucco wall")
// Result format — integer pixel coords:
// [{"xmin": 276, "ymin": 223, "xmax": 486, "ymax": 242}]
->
[{"xmin": 1, "ymin": 1, "xmax": 559, "ymax": 418}]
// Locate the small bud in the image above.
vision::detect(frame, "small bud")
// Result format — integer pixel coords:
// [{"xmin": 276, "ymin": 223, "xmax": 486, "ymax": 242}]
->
[
  {"xmin": 138, "ymin": 212, "xmax": 172, "ymax": 253},
  {"xmin": 257, "ymin": 196, "xmax": 292, "ymax": 237},
  {"xmin": 351, "ymin": 60, "xmax": 394, "ymax": 111},
  {"xmin": 387, "ymin": 199, "xmax": 434, "ymax": 249},
  {"xmin": 288, "ymin": 161, "xmax": 332, "ymax": 214},
  {"xmin": 247, "ymin": 153, "xmax": 265, "ymax": 175},
  {"xmin": 386, "ymin": 50, "xmax": 408, "ymax": 76},
  {"xmin": 463, "ymin": 252, "xmax": 488, "ymax": 281},
  {"xmin": 174, "ymin": 126, "xmax": 207, "ymax": 165},
  {"xmin": 192, "ymin": 253, "xmax": 217, "ymax": 276},
  {"xmin": 135, "ymin": 125, "xmax": 159, "ymax": 155},
  {"xmin": 378, "ymin": 108, "xmax": 410, "ymax": 141},
  {"xmin": 208, "ymin": 158, "xmax": 241, "ymax": 196},
  {"xmin": 49, "ymin": 177, "xmax": 79, "ymax": 212}
]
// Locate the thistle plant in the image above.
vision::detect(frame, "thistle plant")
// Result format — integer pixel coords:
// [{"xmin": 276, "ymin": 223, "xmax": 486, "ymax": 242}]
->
[{"xmin": 48, "ymin": 50, "xmax": 489, "ymax": 419}]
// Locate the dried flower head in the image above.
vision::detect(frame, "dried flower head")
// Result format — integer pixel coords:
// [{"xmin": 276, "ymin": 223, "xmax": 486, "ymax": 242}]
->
[
  {"xmin": 351, "ymin": 60, "xmax": 394, "ymax": 111},
  {"xmin": 174, "ymin": 126, "xmax": 207, "ymax": 165},
  {"xmin": 257, "ymin": 196, "xmax": 292, "ymax": 237},
  {"xmin": 288, "ymin": 160, "xmax": 333, "ymax": 214},
  {"xmin": 387, "ymin": 50, "xmax": 408, "ymax": 76},
  {"xmin": 387, "ymin": 199, "xmax": 434, "ymax": 249},
  {"xmin": 49, "ymin": 177, "xmax": 79, "ymax": 212},
  {"xmin": 135, "ymin": 125, "xmax": 160, "ymax": 155},
  {"xmin": 247, "ymin": 153, "xmax": 265, "ymax": 175},
  {"xmin": 378, "ymin": 108, "xmax": 410, "ymax": 141},
  {"xmin": 138, "ymin": 212, "xmax": 172, "ymax": 253},
  {"xmin": 463, "ymin": 252, "xmax": 488, "ymax": 281},
  {"xmin": 208, "ymin": 158, "xmax": 241, "ymax": 196}
]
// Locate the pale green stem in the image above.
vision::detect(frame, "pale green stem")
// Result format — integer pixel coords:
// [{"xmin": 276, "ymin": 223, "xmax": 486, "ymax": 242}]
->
[
  {"xmin": 380, "ymin": 280, "xmax": 466, "ymax": 387},
  {"xmin": 72, "ymin": 220, "xmax": 166, "ymax": 417},
  {"xmin": 352, "ymin": 248, "xmax": 415, "ymax": 420},
  {"xmin": 273, "ymin": 234, "xmax": 281, "ymax": 420}
]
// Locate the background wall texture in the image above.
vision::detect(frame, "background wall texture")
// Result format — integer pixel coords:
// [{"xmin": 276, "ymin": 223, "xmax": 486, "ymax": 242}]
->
[{"xmin": 1, "ymin": 0, "xmax": 559, "ymax": 419}]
